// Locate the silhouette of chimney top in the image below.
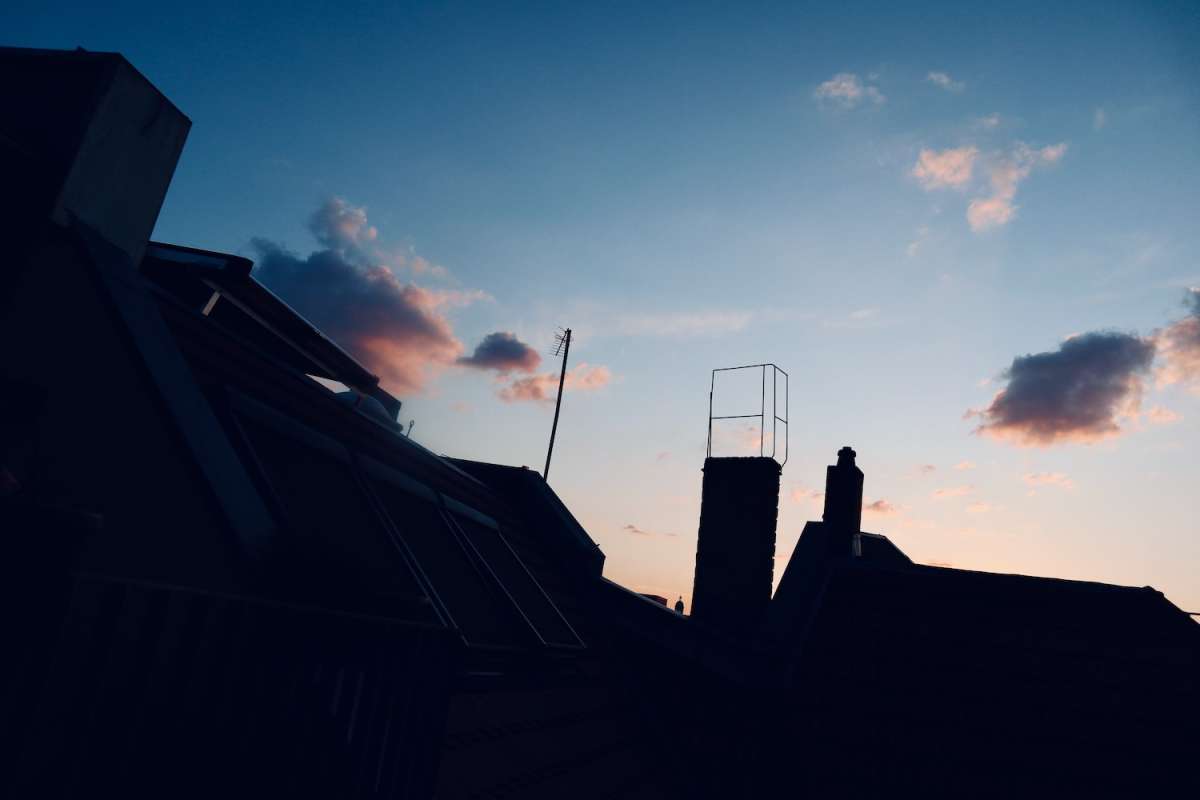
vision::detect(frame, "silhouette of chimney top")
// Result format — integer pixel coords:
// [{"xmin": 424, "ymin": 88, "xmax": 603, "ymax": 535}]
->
[{"xmin": 823, "ymin": 446, "xmax": 864, "ymax": 539}]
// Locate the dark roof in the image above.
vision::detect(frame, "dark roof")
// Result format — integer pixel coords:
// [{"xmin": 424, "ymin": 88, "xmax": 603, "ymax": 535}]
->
[
  {"xmin": 141, "ymin": 241, "xmax": 400, "ymax": 416},
  {"xmin": 448, "ymin": 459, "xmax": 605, "ymax": 579},
  {"xmin": 759, "ymin": 525, "xmax": 1200, "ymax": 795}
]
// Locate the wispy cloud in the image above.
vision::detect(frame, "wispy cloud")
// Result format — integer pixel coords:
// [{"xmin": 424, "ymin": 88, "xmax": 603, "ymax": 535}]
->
[
  {"xmin": 1153, "ymin": 288, "xmax": 1200, "ymax": 390},
  {"xmin": 933, "ymin": 485, "xmax": 974, "ymax": 498},
  {"xmin": 863, "ymin": 499, "xmax": 898, "ymax": 514},
  {"xmin": 968, "ymin": 331, "xmax": 1155, "ymax": 446},
  {"xmin": 1147, "ymin": 405, "xmax": 1181, "ymax": 425},
  {"xmin": 498, "ymin": 362, "xmax": 612, "ymax": 403},
  {"xmin": 814, "ymin": 72, "xmax": 885, "ymax": 107},
  {"xmin": 912, "ymin": 146, "xmax": 978, "ymax": 189},
  {"xmin": 1023, "ymin": 472, "xmax": 1074, "ymax": 489},
  {"xmin": 790, "ymin": 487, "xmax": 824, "ymax": 505},
  {"xmin": 953, "ymin": 460, "xmax": 976, "ymax": 471},
  {"xmin": 917, "ymin": 464, "xmax": 937, "ymax": 474},
  {"xmin": 926, "ymin": 71, "xmax": 965, "ymax": 92},
  {"xmin": 966, "ymin": 501, "xmax": 994, "ymax": 514},
  {"xmin": 1093, "ymin": 108, "xmax": 1107, "ymax": 130},
  {"xmin": 622, "ymin": 523, "xmax": 678, "ymax": 537},
  {"xmin": 967, "ymin": 142, "xmax": 1068, "ymax": 231},
  {"xmin": 975, "ymin": 113, "xmax": 1001, "ymax": 129},
  {"xmin": 906, "ymin": 225, "xmax": 931, "ymax": 258}
]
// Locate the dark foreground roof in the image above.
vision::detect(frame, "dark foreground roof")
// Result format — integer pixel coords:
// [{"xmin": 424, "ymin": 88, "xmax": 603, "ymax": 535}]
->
[{"xmin": 758, "ymin": 522, "xmax": 1200, "ymax": 797}]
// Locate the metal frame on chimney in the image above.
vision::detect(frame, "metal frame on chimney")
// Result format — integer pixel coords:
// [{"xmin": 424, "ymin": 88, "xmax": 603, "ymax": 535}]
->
[{"xmin": 706, "ymin": 363, "xmax": 789, "ymax": 465}]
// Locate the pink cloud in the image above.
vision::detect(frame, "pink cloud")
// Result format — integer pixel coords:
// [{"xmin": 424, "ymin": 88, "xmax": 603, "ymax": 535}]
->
[
  {"xmin": 622, "ymin": 523, "xmax": 677, "ymax": 538},
  {"xmin": 1154, "ymin": 289, "xmax": 1200, "ymax": 389},
  {"xmin": 498, "ymin": 362, "xmax": 612, "ymax": 403},
  {"xmin": 953, "ymin": 460, "xmax": 976, "ymax": 471},
  {"xmin": 1023, "ymin": 472, "xmax": 1074, "ymax": 489},
  {"xmin": 966, "ymin": 194, "xmax": 1017, "ymax": 231},
  {"xmin": 790, "ymin": 487, "xmax": 824, "ymax": 505},
  {"xmin": 968, "ymin": 143, "xmax": 1067, "ymax": 232},
  {"xmin": 912, "ymin": 146, "xmax": 978, "ymax": 189},
  {"xmin": 966, "ymin": 501, "xmax": 993, "ymax": 514},
  {"xmin": 932, "ymin": 485, "xmax": 973, "ymax": 498},
  {"xmin": 253, "ymin": 198, "xmax": 484, "ymax": 396},
  {"xmin": 863, "ymin": 499, "xmax": 897, "ymax": 514}
]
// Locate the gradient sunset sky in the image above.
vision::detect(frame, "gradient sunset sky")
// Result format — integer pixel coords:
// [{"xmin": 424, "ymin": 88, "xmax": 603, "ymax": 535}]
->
[{"xmin": 9, "ymin": 1, "xmax": 1199, "ymax": 611}]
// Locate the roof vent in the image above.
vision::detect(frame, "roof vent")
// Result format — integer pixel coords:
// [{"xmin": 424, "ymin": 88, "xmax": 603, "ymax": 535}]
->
[{"xmin": 336, "ymin": 391, "xmax": 400, "ymax": 431}]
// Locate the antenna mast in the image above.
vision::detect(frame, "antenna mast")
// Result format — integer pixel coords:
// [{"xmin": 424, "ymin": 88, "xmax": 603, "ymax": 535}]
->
[{"xmin": 543, "ymin": 327, "xmax": 572, "ymax": 481}]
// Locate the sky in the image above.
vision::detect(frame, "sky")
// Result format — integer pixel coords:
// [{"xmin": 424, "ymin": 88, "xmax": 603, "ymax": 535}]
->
[{"xmin": 8, "ymin": 1, "xmax": 1199, "ymax": 612}]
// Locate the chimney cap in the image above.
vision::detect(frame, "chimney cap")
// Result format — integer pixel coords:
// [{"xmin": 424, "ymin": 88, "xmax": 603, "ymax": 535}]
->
[{"xmin": 837, "ymin": 446, "xmax": 857, "ymax": 465}]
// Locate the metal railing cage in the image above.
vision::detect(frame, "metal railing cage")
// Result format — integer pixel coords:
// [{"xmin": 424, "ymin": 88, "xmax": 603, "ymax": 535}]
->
[{"xmin": 706, "ymin": 363, "xmax": 788, "ymax": 466}]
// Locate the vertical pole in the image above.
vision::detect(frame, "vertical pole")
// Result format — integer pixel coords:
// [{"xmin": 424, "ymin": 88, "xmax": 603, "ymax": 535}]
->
[
  {"xmin": 760, "ymin": 365, "xmax": 766, "ymax": 457},
  {"xmin": 543, "ymin": 328, "xmax": 571, "ymax": 481}
]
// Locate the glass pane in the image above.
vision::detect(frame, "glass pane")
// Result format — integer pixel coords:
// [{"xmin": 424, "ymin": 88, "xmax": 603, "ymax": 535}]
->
[{"xmin": 452, "ymin": 515, "xmax": 581, "ymax": 648}]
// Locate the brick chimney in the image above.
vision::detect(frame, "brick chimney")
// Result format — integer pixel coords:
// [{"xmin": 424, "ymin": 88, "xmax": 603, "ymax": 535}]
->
[{"xmin": 690, "ymin": 457, "xmax": 781, "ymax": 633}]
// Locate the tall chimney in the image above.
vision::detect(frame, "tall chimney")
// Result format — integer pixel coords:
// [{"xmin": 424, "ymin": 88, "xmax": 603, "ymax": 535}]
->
[
  {"xmin": 690, "ymin": 457, "xmax": 781, "ymax": 633},
  {"xmin": 822, "ymin": 446, "xmax": 863, "ymax": 557}
]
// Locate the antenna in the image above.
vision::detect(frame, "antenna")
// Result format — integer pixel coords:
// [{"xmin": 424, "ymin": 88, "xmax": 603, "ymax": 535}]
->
[{"xmin": 543, "ymin": 327, "xmax": 572, "ymax": 482}]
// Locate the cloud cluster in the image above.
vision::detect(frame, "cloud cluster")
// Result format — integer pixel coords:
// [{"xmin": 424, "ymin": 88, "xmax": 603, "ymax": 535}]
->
[
  {"xmin": 814, "ymin": 72, "xmax": 884, "ymax": 107},
  {"xmin": 253, "ymin": 198, "xmax": 614, "ymax": 405},
  {"xmin": 912, "ymin": 142, "xmax": 1066, "ymax": 231},
  {"xmin": 498, "ymin": 363, "xmax": 612, "ymax": 403},
  {"xmin": 252, "ymin": 224, "xmax": 477, "ymax": 395},
  {"xmin": 458, "ymin": 331, "xmax": 541, "ymax": 374},
  {"xmin": 926, "ymin": 71, "xmax": 965, "ymax": 92},
  {"xmin": 970, "ymin": 331, "xmax": 1155, "ymax": 446}
]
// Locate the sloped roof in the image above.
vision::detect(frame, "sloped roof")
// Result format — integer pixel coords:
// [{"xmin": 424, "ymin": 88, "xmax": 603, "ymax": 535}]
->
[{"xmin": 762, "ymin": 542, "xmax": 1200, "ymax": 795}]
